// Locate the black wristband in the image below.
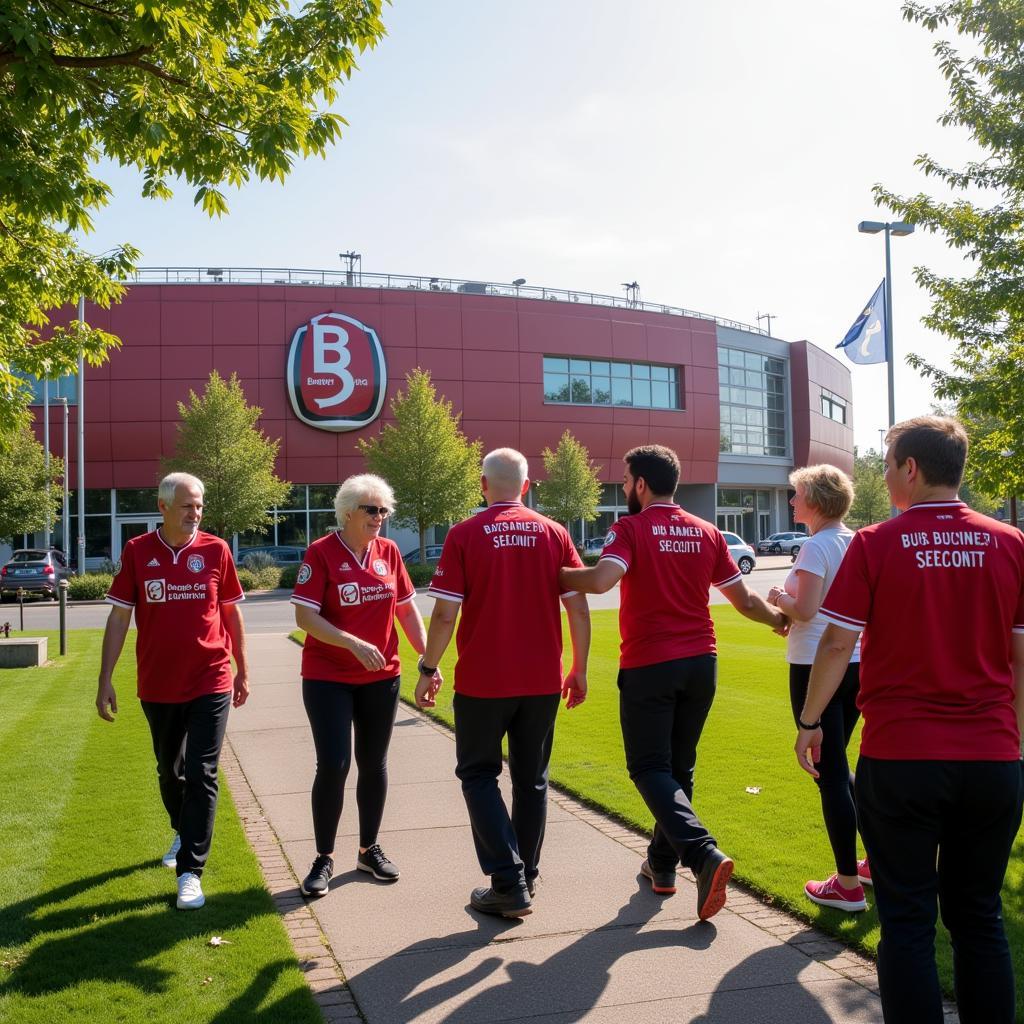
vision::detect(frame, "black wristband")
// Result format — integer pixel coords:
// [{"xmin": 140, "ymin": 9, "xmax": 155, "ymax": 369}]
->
[
  {"xmin": 798, "ymin": 716, "xmax": 821, "ymax": 730},
  {"xmin": 418, "ymin": 656, "xmax": 437, "ymax": 676}
]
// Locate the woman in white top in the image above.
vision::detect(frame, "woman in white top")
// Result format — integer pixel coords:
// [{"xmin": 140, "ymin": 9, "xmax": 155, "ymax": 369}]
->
[{"xmin": 767, "ymin": 464, "xmax": 868, "ymax": 913}]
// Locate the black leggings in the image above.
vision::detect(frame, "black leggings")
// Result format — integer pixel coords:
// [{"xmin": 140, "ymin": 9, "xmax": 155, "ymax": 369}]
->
[
  {"xmin": 302, "ymin": 676, "xmax": 400, "ymax": 855},
  {"xmin": 788, "ymin": 661, "xmax": 861, "ymax": 877}
]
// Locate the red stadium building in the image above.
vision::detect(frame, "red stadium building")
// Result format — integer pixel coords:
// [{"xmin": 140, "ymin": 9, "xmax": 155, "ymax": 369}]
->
[{"xmin": 13, "ymin": 268, "xmax": 854, "ymax": 567}]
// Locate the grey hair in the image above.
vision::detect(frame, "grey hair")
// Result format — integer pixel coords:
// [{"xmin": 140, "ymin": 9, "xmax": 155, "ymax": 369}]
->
[
  {"xmin": 482, "ymin": 448, "xmax": 528, "ymax": 496},
  {"xmin": 334, "ymin": 474, "xmax": 396, "ymax": 526},
  {"xmin": 158, "ymin": 472, "xmax": 205, "ymax": 505}
]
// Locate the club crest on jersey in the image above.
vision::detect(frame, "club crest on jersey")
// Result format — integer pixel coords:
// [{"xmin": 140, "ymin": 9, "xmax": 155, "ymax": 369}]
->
[
  {"xmin": 113, "ymin": 559, "xmax": 123, "ymax": 575},
  {"xmin": 604, "ymin": 530, "xmax": 617, "ymax": 546},
  {"xmin": 338, "ymin": 582, "xmax": 361, "ymax": 606},
  {"xmin": 297, "ymin": 563, "xmax": 312, "ymax": 585},
  {"xmin": 145, "ymin": 579, "xmax": 166, "ymax": 603},
  {"xmin": 286, "ymin": 312, "xmax": 387, "ymax": 431},
  {"xmin": 373, "ymin": 559, "xmax": 388, "ymax": 577},
  {"xmin": 187, "ymin": 554, "xmax": 205, "ymax": 574}
]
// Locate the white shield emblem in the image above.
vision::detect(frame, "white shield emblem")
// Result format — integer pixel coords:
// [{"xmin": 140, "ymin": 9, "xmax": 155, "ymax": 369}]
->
[
  {"xmin": 605, "ymin": 530, "xmax": 617, "ymax": 546},
  {"xmin": 187, "ymin": 554, "xmax": 205, "ymax": 574},
  {"xmin": 297, "ymin": 563, "xmax": 312, "ymax": 585},
  {"xmin": 373, "ymin": 559, "xmax": 388, "ymax": 577}
]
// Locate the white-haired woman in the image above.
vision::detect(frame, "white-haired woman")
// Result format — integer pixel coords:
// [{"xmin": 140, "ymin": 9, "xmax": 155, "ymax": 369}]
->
[
  {"xmin": 291, "ymin": 474, "xmax": 428, "ymax": 898},
  {"xmin": 768, "ymin": 464, "xmax": 866, "ymax": 912}
]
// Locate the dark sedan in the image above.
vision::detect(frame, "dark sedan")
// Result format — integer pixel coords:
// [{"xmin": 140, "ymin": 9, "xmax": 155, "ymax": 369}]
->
[{"xmin": 0, "ymin": 549, "xmax": 73, "ymax": 600}]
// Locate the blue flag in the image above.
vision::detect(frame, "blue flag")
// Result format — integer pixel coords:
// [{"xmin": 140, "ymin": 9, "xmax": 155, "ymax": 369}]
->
[{"xmin": 836, "ymin": 280, "xmax": 887, "ymax": 365}]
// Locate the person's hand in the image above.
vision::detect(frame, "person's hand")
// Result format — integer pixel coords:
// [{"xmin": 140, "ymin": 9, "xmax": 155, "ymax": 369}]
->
[
  {"xmin": 562, "ymin": 669, "xmax": 587, "ymax": 710},
  {"xmin": 773, "ymin": 614, "xmax": 791, "ymax": 637},
  {"xmin": 96, "ymin": 678, "xmax": 118, "ymax": 722},
  {"xmin": 233, "ymin": 671, "xmax": 250, "ymax": 708},
  {"xmin": 795, "ymin": 726, "xmax": 823, "ymax": 778},
  {"xmin": 767, "ymin": 586, "xmax": 784, "ymax": 607},
  {"xmin": 415, "ymin": 668, "xmax": 442, "ymax": 708},
  {"xmin": 349, "ymin": 638, "xmax": 386, "ymax": 672}
]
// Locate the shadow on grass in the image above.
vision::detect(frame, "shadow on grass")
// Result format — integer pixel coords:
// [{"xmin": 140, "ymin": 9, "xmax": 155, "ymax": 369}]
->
[{"xmin": 0, "ymin": 866, "xmax": 275, "ymax": 999}]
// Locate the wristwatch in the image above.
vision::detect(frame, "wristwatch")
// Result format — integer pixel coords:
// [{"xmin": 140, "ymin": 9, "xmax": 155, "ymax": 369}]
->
[{"xmin": 418, "ymin": 656, "xmax": 437, "ymax": 676}]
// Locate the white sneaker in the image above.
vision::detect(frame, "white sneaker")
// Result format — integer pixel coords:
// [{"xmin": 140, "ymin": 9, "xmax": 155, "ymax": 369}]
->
[
  {"xmin": 162, "ymin": 834, "xmax": 181, "ymax": 868},
  {"xmin": 176, "ymin": 871, "xmax": 205, "ymax": 910}
]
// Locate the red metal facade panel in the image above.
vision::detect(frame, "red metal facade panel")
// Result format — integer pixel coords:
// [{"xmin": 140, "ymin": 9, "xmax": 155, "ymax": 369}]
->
[
  {"xmin": 36, "ymin": 286, "xmax": 842, "ymax": 490},
  {"xmin": 789, "ymin": 339, "xmax": 855, "ymax": 476}
]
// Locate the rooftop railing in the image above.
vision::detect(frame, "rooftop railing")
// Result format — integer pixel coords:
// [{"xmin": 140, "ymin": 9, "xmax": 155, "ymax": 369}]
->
[{"xmin": 123, "ymin": 267, "xmax": 769, "ymax": 337}]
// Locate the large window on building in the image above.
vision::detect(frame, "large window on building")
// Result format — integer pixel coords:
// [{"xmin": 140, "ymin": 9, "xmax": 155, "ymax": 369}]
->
[
  {"xmin": 820, "ymin": 388, "xmax": 847, "ymax": 424},
  {"xmin": 543, "ymin": 357, "xmax": 681, "ymax": 410},
  {"xmin": 717, "ymin": 348, "xmax": 787, "ymax": 456}
]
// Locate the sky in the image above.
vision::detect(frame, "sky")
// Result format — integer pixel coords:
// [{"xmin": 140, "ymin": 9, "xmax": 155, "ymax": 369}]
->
[{"xmin": 82, "ymin": 0, "xmax": 981, "ymax": 453}]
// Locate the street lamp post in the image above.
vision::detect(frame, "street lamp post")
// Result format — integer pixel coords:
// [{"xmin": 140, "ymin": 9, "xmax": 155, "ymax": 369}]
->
[
  {"xmin": 42, "ymin": 372, "xmax": 50, "ymax": 548},
  {"xmin": 76, "ymin": 296, "xmax": 86, "ymax": 575},
  {"xmin": 857, "ymin": 220, "xmax": 914, "ymax": 429},
  {"xmin": 61, "ymin": 397, "xmax": 70, "ymax": 562}
]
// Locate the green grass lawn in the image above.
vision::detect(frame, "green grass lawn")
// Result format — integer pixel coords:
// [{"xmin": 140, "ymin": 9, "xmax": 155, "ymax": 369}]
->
[
  {"xmin": 385, "ymin": 605, "xmax": 1024, "ymax": 1014},
  {"xmin": 0, "ymin": 630, "xmax": 321, "ymax": 1024}
]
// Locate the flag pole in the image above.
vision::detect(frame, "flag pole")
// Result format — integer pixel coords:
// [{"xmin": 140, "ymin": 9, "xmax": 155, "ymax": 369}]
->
[{"xmin": 883, "ymin": 225, "xmax": 895, "ymax": 430}]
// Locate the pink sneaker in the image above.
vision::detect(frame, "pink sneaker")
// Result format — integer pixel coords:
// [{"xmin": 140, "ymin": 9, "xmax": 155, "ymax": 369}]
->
[
  {"xmin": 857, "ymin": 859, "xmax": 872, "ymax": 887},
  {"xmin": 804, "ymin": 874, "xmax": 866, "ymax": 912}
]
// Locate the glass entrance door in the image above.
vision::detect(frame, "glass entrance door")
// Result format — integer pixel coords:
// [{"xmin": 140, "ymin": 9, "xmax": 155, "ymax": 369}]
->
[
  {"xmin": 117, "ymin": 518, "xmax": 161, "ymax": 559},
  {"xmin": 717, "ymin": 512, "xmax": 742, "ymax": 536}
]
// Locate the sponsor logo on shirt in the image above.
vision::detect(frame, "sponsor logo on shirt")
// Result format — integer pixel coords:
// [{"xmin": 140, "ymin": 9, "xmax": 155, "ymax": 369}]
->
[
  {"xmin": 146, "ymin": 558, "xmax": 159, "ymax": 567},
  {"xmin": 187, "ymin": 554, "xmax": 205, "ymax": 574},
  {"xmin": 145, "ymin": 579, "xmax": 166, "ymax": 602},
  {"xmin": 297, "ymin": 563, "xmax": 312, "ymax": 585},
  {"xmin": 339, "ymin": 582, "xmax": 361, "ymax": 605},
  {"xmin": 373, "ymin": 558, "xmax": 388, "ymax": 576},
  {"xmin": 145, "ymin": 577, "xmax": 209, "ymax": 602}
]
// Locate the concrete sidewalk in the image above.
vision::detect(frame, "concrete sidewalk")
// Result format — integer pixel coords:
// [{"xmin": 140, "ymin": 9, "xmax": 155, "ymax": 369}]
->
[{"xmin": 225, "ymin": 633, "xmax": 891, "ymax": 1024}]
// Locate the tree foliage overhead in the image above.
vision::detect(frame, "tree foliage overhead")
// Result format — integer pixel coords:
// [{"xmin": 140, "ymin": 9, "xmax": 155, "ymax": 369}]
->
[
  {"xmin": 535, "ymin": 430, "xmax": 602, "ymax": 533},
  {"xmin": 0, "ymin": 0, "xmax": 387, "ymax": 431},
  {"xmin": 163, "ymin": 371, "xmax": 290, "ymax": 538},
  {"xmin": 875, "ymin": 1, "xmax": 1024, "ymax": 504},
  {"xmin": 358, "ymin": 369, "xmax": 482, "ymax": 563},
  {"xmin": 847, "ymin": 448, "xmax": 891, "ymax": 530},
  {"xmin": 0, "ymin": 425, "xmax": 63, "ymax": 541}
]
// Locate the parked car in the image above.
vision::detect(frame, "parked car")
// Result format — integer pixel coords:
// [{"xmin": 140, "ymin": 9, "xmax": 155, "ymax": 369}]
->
[
  {"xmin": 0, "ymin": 549, "xmax": 73, "ymax": 600},
  {"xmin": 756, "ymin": 531, "xmax": 808, "ymax": 556},
  {"xmin": 721, "ymin": 532, "xmax": 756, "ymax": 575},
  {"xmin": 236, "ymin": 545, "xmax": 306, "ymax": 567},
  {"xmin": 402, "ymin": 544, "xmax": 445, "ymax": 565}
]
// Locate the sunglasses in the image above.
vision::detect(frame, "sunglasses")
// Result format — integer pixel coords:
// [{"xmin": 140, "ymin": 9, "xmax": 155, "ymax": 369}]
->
[{"xmin": 358, "ymin": 504, "xmax": 392, "ymax": 518}]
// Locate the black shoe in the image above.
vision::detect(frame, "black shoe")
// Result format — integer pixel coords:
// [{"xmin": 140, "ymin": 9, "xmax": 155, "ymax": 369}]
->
[
  {"xmin": 640, "ymin": 859, "xmax": 678, "ymax": 895},
  {"xmin": 470, "ymin": 886, "xmax": 532, "ymax": 919},
  {"xmin": 357, "ymin": 843, "xmax": 400, "ymax": 882},
  {"xmin": 300, "ymin": 854, "xmax": 334, "ymax": 898},
  {"xmin": 526, "ymin": 876, "xmax": 539, "ymax": 899},
  {"xmin": 696, "ymin": 848, "xmax": 734, "ymax": 921}
]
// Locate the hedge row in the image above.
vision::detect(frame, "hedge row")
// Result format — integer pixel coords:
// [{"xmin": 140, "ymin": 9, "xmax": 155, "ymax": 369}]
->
[
  {"xmin": 68, "ymin": 574, "xmax": 114, "ymax": 600},
  {"xmin": 236, "ymin": 566, "xmax": 283, "ymax": 592}
]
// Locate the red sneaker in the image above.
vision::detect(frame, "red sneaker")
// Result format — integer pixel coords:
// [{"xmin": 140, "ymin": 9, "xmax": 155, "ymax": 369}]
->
[
  {"xmin": 857, "ymin": 859, "xmax": 872, "ymax": 887},
  {"xmin": 804, "ymin": 874, "xmax": 866, "ymax": 912}
]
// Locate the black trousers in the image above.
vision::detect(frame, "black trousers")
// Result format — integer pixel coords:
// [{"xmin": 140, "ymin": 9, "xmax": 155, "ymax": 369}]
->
[
  {"xmin": 454, "ymin": 692, "xmax": 560, "ymax": 894},
  {"xmin": 788, "ymin": 661, "xmax": 861, "ymax": 876},
  {"xmin": 618, "ymin": 654, "xmax": 718, "ymax": 872},
  {"xmin": 302, "ymin": 676, "xmax": 400, "ymax": 854},
  {"xmin": 140, "ymin": 690, "xmax": 231, "ymax": 877},
  {"xmin": 856, "ymin": 757, "xmax": 1024, "ymax": 1024}
]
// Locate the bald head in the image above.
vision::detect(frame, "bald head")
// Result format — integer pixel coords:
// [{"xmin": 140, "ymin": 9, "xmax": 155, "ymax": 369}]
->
[{"xmin": 482, "ymin": 448, "xmax": 529, "ymax": 503}]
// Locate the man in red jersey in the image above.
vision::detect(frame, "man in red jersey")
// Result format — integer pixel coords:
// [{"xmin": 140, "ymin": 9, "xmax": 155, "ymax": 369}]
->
[
  {"xmin": 414, "ymin": 448, "xmax": 590, "ymax": 919},
  {"xmin": 561, "ymin": 445, "xmax": 785, "ymax": 921},
  {"xmin": 96, "ymin": 472, "xmax": 248, "ymax": 911},
  {"xmin": 796, "ymin": 416, "xmax": 1024, "ymax": 1024}
]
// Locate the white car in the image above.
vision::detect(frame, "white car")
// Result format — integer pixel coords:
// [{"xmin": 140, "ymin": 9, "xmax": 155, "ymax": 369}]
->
[
  {"xmin": 756, "ymin": 531, "xmax": 808, "ymax": 556},
  {"xmin": 721, "ymin": 532, "xmax": 756, "ymax": 575}
]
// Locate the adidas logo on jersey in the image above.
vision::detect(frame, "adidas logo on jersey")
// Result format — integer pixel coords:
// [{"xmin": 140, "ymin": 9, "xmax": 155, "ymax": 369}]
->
[
  {"xmin": 341, "ymin": 562, "xmax": 352, "ymax": 571},
  {"xmin": 147, "ymin": 558, "xmax": 160, "ymax": 567}
]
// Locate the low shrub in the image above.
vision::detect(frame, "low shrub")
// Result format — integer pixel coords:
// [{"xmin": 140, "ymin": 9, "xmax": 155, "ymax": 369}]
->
[
  {"xmin": 255, "ymin": 566, "xmax": 282, "ymax": 590},
  {"xmin": 583, "ymin": 552, "xmax": 601, "ymax": 567},
  {"xmin": 236, "ymin": 568, "xmax": 258, "ymax": 592},
  {"xmin": 68, "ymin": 573, "xmax": 113, "ymax": 600},
  {"xmin": 241, "ymin": 551, "xmax": 276, "ymax": 572},
  {"xmin": 279, "ymin": 564, "xmax": 300, "ymax": 589},
  {"xmin": 406, "ymin": 563, "xmax": 436, "ymax": 588}
]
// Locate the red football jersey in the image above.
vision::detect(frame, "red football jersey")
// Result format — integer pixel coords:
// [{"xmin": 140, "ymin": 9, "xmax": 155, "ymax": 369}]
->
[
  {"xmin": 427, "ymin": 502, "xmax": 583, "ymax": 698},
  {"xmin": 820, "ymin": 501, "xmax": 1024, "ymax": 760},
  {"xmin": 106, "ymin": 530, "xmax": 244, "ymax": 703},
  {"xmin": 291, "ymin": 532, "xmax": 415, "ymax": 684},
  {"xmin": 601, "ymin": 503, "xmax": 741, "ymax": 669}
]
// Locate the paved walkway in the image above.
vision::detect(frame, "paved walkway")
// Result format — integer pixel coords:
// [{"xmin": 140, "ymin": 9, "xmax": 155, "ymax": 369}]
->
[{"xmin": 224, "ymin": 633, "xmax": 892, "ymax": 1024}]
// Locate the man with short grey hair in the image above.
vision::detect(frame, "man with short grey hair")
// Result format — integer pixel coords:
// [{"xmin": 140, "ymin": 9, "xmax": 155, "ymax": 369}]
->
[
  {"xmin": 415, "ymin": 448, "xmax": 590, "ymax": 918},
  {"xmin": 96, "ymin": 472, "xmax": 248, "ymax": 910}
]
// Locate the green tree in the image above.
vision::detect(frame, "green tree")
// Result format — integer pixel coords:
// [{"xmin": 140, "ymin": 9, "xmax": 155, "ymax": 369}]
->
[
  {"xmin": 875, "ymin": 1, "xmax": 1024, "ymax": 515},
  {"xmin": 848, "ymin": 448, "xmax": 890, "ymax": 529},
  {"xmin": 163, "ymin": 371, "xmax": 290, "ymax": 538},
  {"xmin": 535, "ymin": 430, "xmax": 602, "ymax": 536},
  {"xmin": 0, "ymin": 425, "xmax": 63, "ymax": 540},
  {"xmin": 0, "ymin": 0, "xmax": 387, "ymax": 431},
  {"xmin": 358, "ymin": 369, "xmax": 482, "ymax": 563}
]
